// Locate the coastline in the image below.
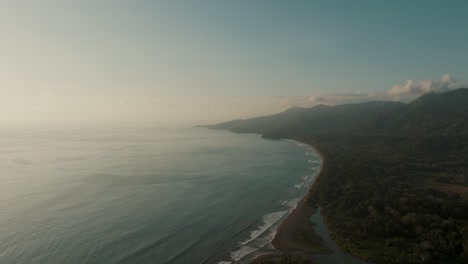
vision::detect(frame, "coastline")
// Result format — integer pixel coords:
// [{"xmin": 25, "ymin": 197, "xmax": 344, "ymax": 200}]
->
[
  {"xmin": 251, "ymin": 143, "xmax": 330, "ymax": 263},
  {"xmin": 271, "ymin": 144, "xmax": 328, "ymax": 252}
]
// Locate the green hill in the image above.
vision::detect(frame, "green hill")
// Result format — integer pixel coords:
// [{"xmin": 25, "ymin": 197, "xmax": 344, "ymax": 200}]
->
[
  {"xmin": 205, "ymin": 101, "xmax": 405, "ymax": 137},
  {"xmin": 204, "ymin": 88, "xmax": 468, "ymax": 264},
  {"xmin": 206, "ymin": 88, "xmax": 468, "ymax": 138}
]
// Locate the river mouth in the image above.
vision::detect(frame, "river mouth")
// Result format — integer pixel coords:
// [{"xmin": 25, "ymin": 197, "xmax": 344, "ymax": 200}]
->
[
  {"xmin": 309, "ymin": 208, "xmax": 370, "ymax": 264},
  {"xmin": 246, "ymin": 141, "xmax": 371, "ymax": 264}
]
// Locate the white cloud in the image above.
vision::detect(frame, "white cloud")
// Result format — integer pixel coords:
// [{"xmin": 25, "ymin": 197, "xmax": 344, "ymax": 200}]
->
[
  {"xmin": 308, "ymin": 96, "xmax": 326, "ymax": 103},
  {"xmin": 2, "ymin": 74, "xmax": 464, "ymax": 124},
  {"xmin": 275, "ymin": 74, "xmax": 463, "ymax": 109},
  {"xmin": 281, "ymin": 92, "xmax": 385, "ymax": 108},
  {"xmin": 387, "ymin": 74, "xmax": 457, "ymax": 97}
]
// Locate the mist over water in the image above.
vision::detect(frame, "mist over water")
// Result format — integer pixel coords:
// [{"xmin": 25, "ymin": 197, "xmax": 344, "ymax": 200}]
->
[{"xmin": 0, "ymin": 124, "xmax": 319, "ymax": 264}]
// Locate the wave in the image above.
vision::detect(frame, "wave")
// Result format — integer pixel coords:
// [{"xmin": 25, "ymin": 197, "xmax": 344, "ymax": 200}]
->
[
  {"xmin": 240, "ymin": 211, "xmax": 288, "ymax": 246},
  {"xmin": 286, "ymin": 139, "xmax": 307, "ymax": 148},
  {"xmin": 280, "ymin": 198, "xmax": 300, "ymax": 209},
  {"xmin": 284, "ymin": 198, "xmax": 300, "ymax": 209},
  {"xmin": 227, "ymin": 210, "xmax": 288, "ymax": 262},
  {"xmin": 222, "ymin": 140, "xmax": 322, "ymax": 264},
  {"xmin": 116, "ymin": 234, "xmax": 177, "ymax": 263},
  {"xmin": 229, "ymin": 198, "xmax": 303, "ymax": 262},
  {"xmin": 230, "ymin": 245, "xmax": 261, "ymax": 262},
  {"xmin": 294, "ymin": 181, "xmax": 305, "ymax": 189}
]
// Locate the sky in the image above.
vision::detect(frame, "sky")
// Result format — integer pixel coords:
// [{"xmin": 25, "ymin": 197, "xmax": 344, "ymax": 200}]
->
[{"xmin": 1, "ymin": 0, "xmax": 467, "ymax": 124}]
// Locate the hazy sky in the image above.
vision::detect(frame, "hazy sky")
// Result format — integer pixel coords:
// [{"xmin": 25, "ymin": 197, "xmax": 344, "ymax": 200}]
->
[{"xmin": 1, "ymin": 0, "xmax": 467, "ymax": 123}]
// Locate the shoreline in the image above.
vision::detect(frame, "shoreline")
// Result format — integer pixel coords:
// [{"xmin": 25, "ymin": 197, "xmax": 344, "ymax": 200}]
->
[{"xmin": 251, "ymin": 143, "xmax": 330, "ymax": 263}]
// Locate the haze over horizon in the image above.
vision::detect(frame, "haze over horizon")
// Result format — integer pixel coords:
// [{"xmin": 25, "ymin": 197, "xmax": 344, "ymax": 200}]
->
[{"xmin": 1, "ymin": 1, "xmax": 467, "ymax": 124}]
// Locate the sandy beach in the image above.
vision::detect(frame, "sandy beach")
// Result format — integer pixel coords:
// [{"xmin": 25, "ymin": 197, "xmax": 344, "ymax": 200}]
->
[{"xmin": 251, "ymin": 145, "xmax": 331, "ymax": 263}]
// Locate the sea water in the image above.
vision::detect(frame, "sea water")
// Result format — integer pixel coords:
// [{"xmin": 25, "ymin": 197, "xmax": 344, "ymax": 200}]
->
[{"xmin": 0, "ymin": 124, "xmax": 320, "ymax": 264}]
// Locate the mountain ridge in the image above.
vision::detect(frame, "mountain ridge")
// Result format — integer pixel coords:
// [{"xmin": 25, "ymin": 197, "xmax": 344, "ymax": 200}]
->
[
  {"xmin": 205, "ymin": 88, "xmax": 468, "ymax": 264},
  {"xmin": 204, "ymin": 88, "xmax": 468, "ymax": 138}
]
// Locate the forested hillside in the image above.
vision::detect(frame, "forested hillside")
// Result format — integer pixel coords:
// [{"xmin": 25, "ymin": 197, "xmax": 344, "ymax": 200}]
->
[{"xmin": 205, "ymin": 89, "xmax": 468, "ymax": 263}]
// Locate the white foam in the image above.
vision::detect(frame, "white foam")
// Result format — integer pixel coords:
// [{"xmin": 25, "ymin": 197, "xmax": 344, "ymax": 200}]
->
[
  {"xmin": 266, "ymin": 226, "xmax": 280, "ymax": 243},
  {"xmin": 285, "ymin": 198, "xmax": 300, "ymax": 209},
  {"xmin": 227, "ymin": 141, "xmax": 323, "ymax": 263},
  {"xmin": 294, "ymin": 182, "xmax": 305, "ymax": 189},
  {"xmin": 230, "ymin": 246, "xmax": 260, "ymax": 262},
  {"xmin": 239, "ymin": 211, "xmax": 288, "ymax": 246},
  {"xmin": 230, "ymin": 230, "xmax": 278, "ymax": 262},
  {"xmin": 288, "ymin": 140, "xmax": 306, "ymax": 148}
]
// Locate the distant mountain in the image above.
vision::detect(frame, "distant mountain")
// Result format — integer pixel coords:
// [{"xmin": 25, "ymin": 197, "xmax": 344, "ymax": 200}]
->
[
  {"xmin": 203, "ymin": 88, "xmax": 468, "ymax": 264},
  {"xmin": 353, "ymin": 88, "xmax": 468, "ymax": 136},
  {"xmin": 203, "ymin": 106, "xmax": 308, "ymax": 134},
  {"xmin": 205, "ymin": 101, "xmax": 405, "ymax": 137},
  {"xmin": 204, "ymin": 88, "xmax": 468, "ymax": 138}
]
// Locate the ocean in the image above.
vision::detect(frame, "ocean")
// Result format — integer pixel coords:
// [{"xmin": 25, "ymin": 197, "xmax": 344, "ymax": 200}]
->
[{"xmin": 0, "ymin": 124, "xmax": 320, "ymax": 264}]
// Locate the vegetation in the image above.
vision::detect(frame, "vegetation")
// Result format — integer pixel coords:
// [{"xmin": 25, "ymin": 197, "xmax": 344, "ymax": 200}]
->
[
  {"xmin": 206, "ymin": 88, "xmax": 468, "ymax": 263},
  {"xmin": 305, "ymin": 135, "xmax": 468, "ymax": 263}
]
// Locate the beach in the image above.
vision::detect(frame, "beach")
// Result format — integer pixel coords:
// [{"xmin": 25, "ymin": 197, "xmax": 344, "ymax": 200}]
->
[
  {"xmin": 251, "ymin": 143, "xmax": 372, "ymax": 264},
  {"xmin": 251, "ymin": 145, "xmax": 329, "ymax": 263}
]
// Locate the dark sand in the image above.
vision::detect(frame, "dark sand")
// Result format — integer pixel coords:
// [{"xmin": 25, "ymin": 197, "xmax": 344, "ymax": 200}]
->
[{"xmin": 251, "ymin": 145, "xmax": 331, "ymax": 263}]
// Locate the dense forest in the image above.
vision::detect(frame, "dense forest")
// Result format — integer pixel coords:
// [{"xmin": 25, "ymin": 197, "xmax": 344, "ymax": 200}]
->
[
  {"xmin": 304, "ymin": 135, "xmax": 468, "ymax": 263},
  {"xmin": 206, "ymin": 89, "xmax": 468, "ymax": 264}
]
